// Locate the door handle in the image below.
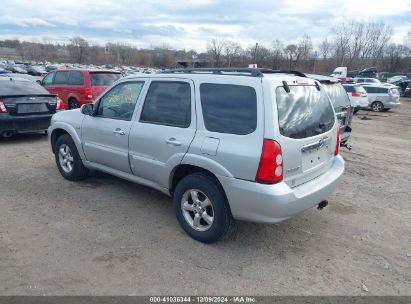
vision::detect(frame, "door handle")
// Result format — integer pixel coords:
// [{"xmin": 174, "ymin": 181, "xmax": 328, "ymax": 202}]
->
[
  {"xmin": 165, "ymin": 137, "xmax": 182, "ymax": 146},
  {"xmin": 113, "ymin": 128, "xmax": 126, "ymax": 135}
]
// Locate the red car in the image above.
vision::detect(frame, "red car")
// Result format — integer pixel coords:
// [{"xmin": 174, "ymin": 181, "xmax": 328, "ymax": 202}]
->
[{"xmin": 40, "ymin": 69, "xmax": 122, "ymax": 109}]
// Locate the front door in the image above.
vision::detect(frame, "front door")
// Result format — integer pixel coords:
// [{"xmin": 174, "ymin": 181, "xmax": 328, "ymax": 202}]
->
[
  {"xmin": 129, "ymin": 79, "xmax": 196, "ymax": 188},
  {"xmin": 82, "ymin": 81, "xmax": 146, "ymax": 173}
]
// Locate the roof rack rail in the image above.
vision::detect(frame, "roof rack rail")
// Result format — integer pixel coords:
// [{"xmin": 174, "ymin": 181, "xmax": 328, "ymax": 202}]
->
[
  {"xmin": 259, "ymin": 69, "xmax": 307, "ymax": 78},
  {"xmin": 160, "ymin": 68, "xmax": 265, "ymax": 77},
  {"xmin": 159, "ymin": 68, "xmax": 307, "ymax": 78}
]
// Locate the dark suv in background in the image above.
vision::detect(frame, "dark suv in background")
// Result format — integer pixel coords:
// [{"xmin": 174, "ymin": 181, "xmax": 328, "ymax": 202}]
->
[
  {"xmin": 40, "ymin": 69, "xmax": 122, "ymax": 109},
  {"xmin": 307, "ymin": 74, "xmax": 352, "ymax": 148}
]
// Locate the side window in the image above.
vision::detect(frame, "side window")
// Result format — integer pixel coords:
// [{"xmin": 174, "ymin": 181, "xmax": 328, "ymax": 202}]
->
[
  {"xmin": 376, "ymin": 87, "xmax": 388, "ymax": 94},
  {"xmin": 54, "ymin": 71, "xmax": 69, "ymax": 85},
  {"xmin": 200, "ymin": 83, "xmax": 257, "ymax": 135},
  {"xmin": 140, "ymin": 81, "xmax": 191, "ymax": 128},
  {"xmin": 68, "ymin": 71, "xmax": 84, "ymax": 85},
  {"xmin": 42, "ymin": 73, "xmax": 54, "ymax": 85},
  {"xmin": 364, "ymin": 87, "xmax": 374, "ymax": 93},
  {"xmin": 97, "ymin": 82, "xmax": 144, "ymax": 121}
]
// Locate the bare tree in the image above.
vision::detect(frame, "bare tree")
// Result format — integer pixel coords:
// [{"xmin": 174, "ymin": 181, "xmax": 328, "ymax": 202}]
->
[
  {"xmin": 68, "ymin": 37, "xmax": 89, "ymax": 63},
  {"xmin": 284, "ymin": 44, "xmax": 298, "ymax": 68},
  {"xmin": 319, "ymin": 38, "xmax": 331, "ymax": 60},
  {"xmin": 207, "ymin": 38, "xmax": 225, "ymax": 67},
  {"xmin": 224, "ymin": 41, "xmax": 242, "ymax": 67}
]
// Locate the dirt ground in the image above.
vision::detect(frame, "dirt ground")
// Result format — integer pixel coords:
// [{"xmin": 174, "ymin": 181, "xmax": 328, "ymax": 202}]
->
[{"xmin": 0, "ymin": 99, "xmax": 410, "ymax": 296}]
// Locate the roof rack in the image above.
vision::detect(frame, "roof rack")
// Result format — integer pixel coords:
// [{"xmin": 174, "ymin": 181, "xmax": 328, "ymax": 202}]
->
[
  {"xmin": 159, "ymin": 68, "xmax": 307, "ymax": 78},
  {"xmin": 259, "ymin": 69, "xmax": 307, "ymax": 78}
]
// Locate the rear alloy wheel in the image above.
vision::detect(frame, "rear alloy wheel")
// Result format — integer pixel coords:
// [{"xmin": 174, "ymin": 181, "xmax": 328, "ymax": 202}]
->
[
  {"xmin": 173, "ymin": 173, "xmax": 231, "ymax": 243},
  {"xmin": 55, "ymin": 134, "xmax": 88, "ymax": 181},
  {"xmin": 68, "ymin": 98, "xmax": 80, "ymax": 109},
  {"xmin": 371, "ymin": 101, "xmax": 384, "ymax": 112}
]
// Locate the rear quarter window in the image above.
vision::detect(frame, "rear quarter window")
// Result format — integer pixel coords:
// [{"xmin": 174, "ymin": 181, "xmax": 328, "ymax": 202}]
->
[
  {"xmin": 200, "ymin": 83, "xmax": 257, "ymax": 135},
  {"xmin": 276, "ymin": 85, "xmax": 335, "ymax": 139}
]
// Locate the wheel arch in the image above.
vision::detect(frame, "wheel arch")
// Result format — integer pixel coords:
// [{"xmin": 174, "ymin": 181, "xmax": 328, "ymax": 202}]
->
[
  {"xmin": 169, "ymin": 164, "xmax": 232, "ymax": 215},
  {"xmin": 50, "ymin": 123, "xmax": 85, "ymax": 160}
]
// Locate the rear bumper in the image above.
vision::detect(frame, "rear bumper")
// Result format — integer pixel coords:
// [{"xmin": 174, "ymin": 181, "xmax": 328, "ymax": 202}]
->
[
  {"xmin": 218, "ymin": 155, "xmax": 345, "ymax": 223},
  {"xmin": 384, "ymin": 100, "xmax": 401, "ymax": 108},
  {"xmin": 0, "ymin": 113, "xmax": 53, "ymax": 134}
]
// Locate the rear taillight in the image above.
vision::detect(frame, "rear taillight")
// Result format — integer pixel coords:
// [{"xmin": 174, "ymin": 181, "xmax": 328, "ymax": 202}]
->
[
  {"xmin": 56, "ymin": 97, "xmax": 65, "ymax": 110},
  {"xmin": 335, "ymin": 127, "xmax": 341, "ymax": 156},
  {"xmin": 256, "ymin": 139, "xmax": 283, "ymax": 184},
  {"xmin": 405, "ymin": 87, "xmax": 410, "ymax": 92},
  {"xmin": 352, "ymin": 92, "xmax": 361, "ymax": 97},
  {"xmin": 0, "ymin": 100, "xmax": 7, "ymax": 113},
  {"xmin": 84, "ymin": 87, "xmax": 92, "ymax": 99}
]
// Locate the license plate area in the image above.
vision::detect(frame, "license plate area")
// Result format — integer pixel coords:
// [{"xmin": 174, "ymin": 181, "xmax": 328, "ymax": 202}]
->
[
  {"xmin": 301, "ymin": 142, "xmax": 330, "ymax": 171},
  {"xmin": 18, "ymin": 103, "xmax": 48, "ymax": 114}
]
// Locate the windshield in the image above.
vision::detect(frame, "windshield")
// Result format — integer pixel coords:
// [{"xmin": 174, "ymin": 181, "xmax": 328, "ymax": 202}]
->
[
  {"xmin": 90, "ymin": 72, "xmax": 121, "ymax": 86},
  {"xmin": 276, "ymin": 85, "xmax": 335, "ymax": 139},
  {"xmin": 321, "ymin": 83, "xmax": 350, "ymax": 110}
]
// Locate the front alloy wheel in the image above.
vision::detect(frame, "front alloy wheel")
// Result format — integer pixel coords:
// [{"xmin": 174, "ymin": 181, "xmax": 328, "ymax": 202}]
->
[{"xmin": 58, "ymin": 144, "xmax": 74, "ymax": 173}]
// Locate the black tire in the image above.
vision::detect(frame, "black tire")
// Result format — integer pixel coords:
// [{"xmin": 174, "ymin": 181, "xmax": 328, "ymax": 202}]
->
[
  {"xmin": 371, "ymin": 101, "xmax": 384, "ymax": 112},
  {"xmin": 68, "ymin": 98, "xmax": 80, "ymax": 110},
  {"xmin": 353, "ymin": 107, "xmax": 359, "ymax": 114},
  {"xmin": 54, "ymin": 134, "xmax": 88, "ymax": 181},
  {"xmin": 173, "ymin": 173, "xmax": 231, "ymax": 243}
]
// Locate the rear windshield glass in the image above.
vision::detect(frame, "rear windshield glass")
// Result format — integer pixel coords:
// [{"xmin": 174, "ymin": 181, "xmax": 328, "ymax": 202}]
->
[
  {"xmin": 276, "ymin": 85, "xmax": 335, "ymax": 139},
  {"xmin": 90, "ymin": 73, "xmax": 121, "ymax": 86},
  {"xmin": 0, "ymin": 79, "xmax": 50, "ymax": 96},
  {"xmin": 321, "ymin": 83, "xmax": 350, "ymax": 110}
]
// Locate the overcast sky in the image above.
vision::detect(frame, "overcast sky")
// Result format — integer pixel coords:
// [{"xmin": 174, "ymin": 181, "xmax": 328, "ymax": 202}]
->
[{"xmin": 1, "ymin": 0, "xmax": 410, "ymax": 51}]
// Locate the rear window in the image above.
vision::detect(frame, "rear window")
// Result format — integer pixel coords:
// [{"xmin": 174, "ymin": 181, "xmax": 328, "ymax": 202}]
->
[
  {"xmin": 200, "ymin": 83, "xmax": 257, "ymax": 135},
  {"xmin": 0, "ymin": 79, "xmax": 50, "ymax": 96},
  {"xmin": 321, "ymin": 83, "xmax": 350, "ymax": 110},
  {"xmin": 90, "ymin": 73, "xmax": 121, "ymax": 86},
  {"xmin": 276, "ymin": 85, "xmax": 335, "ymax": 139},
  {"xmin": 363, "ymin": 86, "xmax": 388, "ymax": 94}
]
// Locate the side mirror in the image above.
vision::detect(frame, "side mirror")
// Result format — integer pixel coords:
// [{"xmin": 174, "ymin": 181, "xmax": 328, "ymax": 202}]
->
[
  {"xmin": 36, "ymin": 80, "xmax": 42, "ymax": 85},
  {"xmin": 81, "ymin": 103, "xmax": 94, "ymax": 116}
]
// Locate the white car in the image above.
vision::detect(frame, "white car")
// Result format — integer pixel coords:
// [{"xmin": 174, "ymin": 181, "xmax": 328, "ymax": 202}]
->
[{"xmin": 342, "ymin": 84, "xmax": 369, "ymax": 113}]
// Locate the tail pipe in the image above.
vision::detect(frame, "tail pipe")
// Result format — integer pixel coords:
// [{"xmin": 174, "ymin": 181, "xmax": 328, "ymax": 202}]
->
[{"xmin": 317, "ymin": 200, "xmax": 328, "ymax": 210}]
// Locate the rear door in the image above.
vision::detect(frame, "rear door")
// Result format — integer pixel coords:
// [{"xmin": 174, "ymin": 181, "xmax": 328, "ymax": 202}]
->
[
  {"xmin": 274, "ymin": 84, "xmax": 337, "ymax": 187},
  {"xmin": 128, "ymin": 79, "xmax": 196, "ymax": 188},
  {"xmin": 82, "ymin": 81, "xmax": 145, "ymax": 173},
  {"xmin": 67, "ymin": 71, "xmax": 85, "ymax": 105}
]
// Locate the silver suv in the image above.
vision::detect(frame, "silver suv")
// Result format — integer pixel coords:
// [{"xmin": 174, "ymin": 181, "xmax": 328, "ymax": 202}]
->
[{"xmin": 48, "ymin": 68, "xmax": 345, "ymax": 243}]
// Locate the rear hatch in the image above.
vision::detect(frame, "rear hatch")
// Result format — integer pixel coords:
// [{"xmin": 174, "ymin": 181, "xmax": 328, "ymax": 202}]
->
[
  {"xmin": 275, "ymin": 84, "xmax": 338, "ymax": 187},
  {"xmin": 1, "ymin": 95, "xmax": 57, "ymax": 116},
  {"xmin": 89, "ymin": 72, "xmax": 122, "ymax": 98}
]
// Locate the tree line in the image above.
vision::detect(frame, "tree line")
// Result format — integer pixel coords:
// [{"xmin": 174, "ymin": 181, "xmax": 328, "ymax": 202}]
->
[{"xmin": 1, "ymin": 20, "xmax": 410, "ymax": 73}]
